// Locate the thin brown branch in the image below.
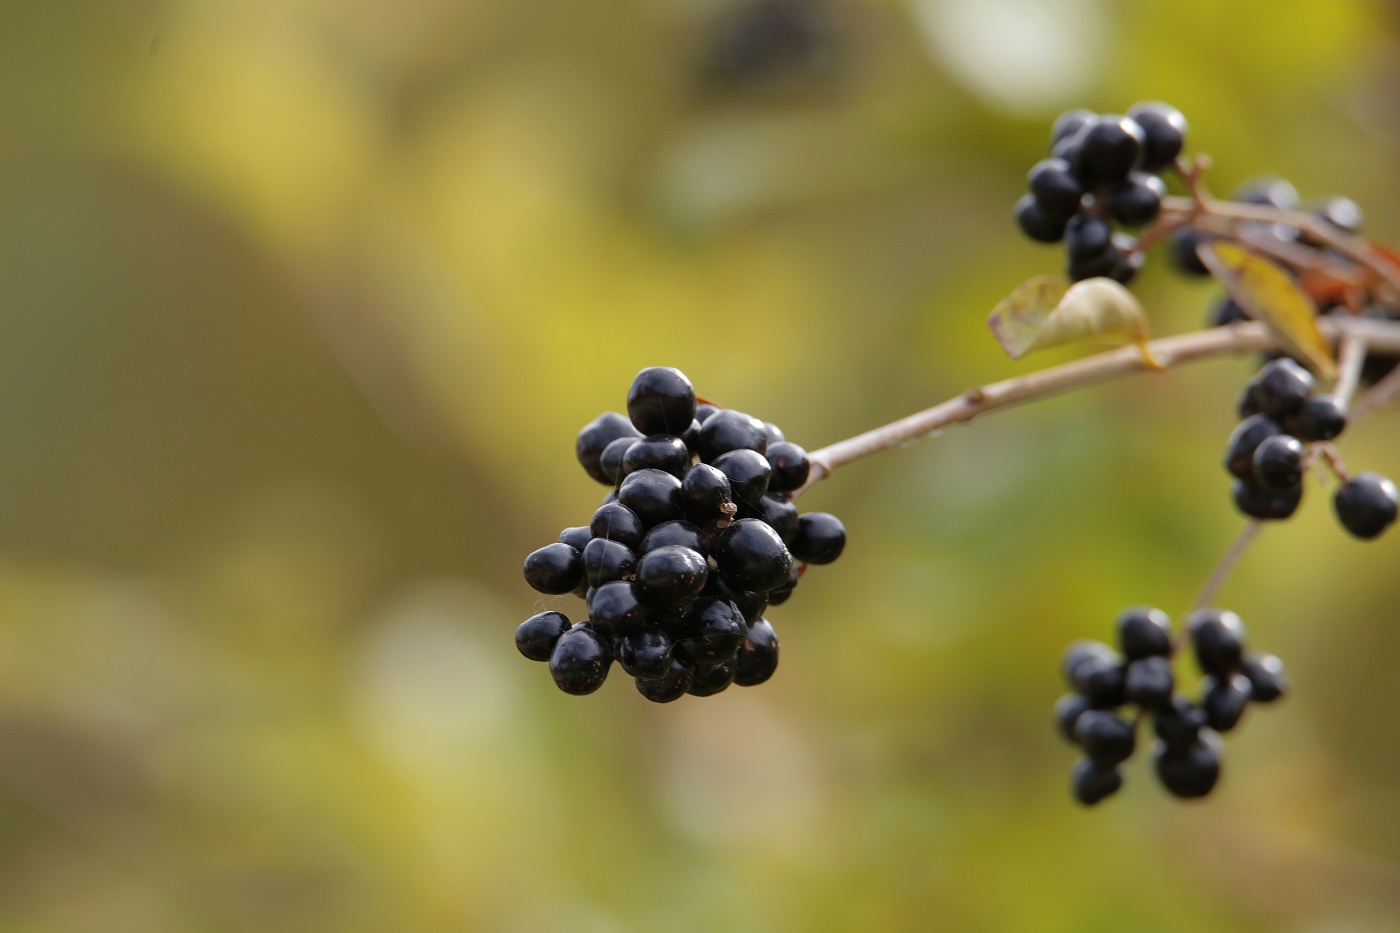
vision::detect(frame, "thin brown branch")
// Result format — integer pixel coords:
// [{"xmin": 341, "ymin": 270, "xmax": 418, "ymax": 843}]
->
[
  {"xmin": 1333, "ymin": 332, "xmax": 1368, "ymax": 405},
  {"xmin": 1191, "ymin": 521, "xmax": 1263, "ymax": 613}
]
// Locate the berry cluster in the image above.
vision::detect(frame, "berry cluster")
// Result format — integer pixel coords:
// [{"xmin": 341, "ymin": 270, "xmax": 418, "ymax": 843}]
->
[
  {"xmin": 1222, "ymin": 359, "xmax": 1398, "ymax": 537},
  {"xmin": 1056, "ymin": 607, "xmax": 1287, "ymax": 805},
  {"xmin": 1015, "ymin": 103, "xmax": 1187, "ymax": 283},
  {"xmin": 518, "ymin": 366, "xmax": 847, "ymax": 701}
]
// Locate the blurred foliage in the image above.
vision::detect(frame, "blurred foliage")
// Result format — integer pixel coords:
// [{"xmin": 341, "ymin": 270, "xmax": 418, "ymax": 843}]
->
[{"xmin": 2, "ymin": 0, "xmax": 1400, "ymax": 930}]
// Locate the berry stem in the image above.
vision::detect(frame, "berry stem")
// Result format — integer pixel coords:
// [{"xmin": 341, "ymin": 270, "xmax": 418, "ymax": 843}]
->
[
  {"xmin": 1332, "ymin": 332, "xmax": 1368, "ymax": 406},
  {"xmin": 1316, "ymin": 444, "xmax": 1352, "ymax": 484},
  {"xmin": 795, "ymin": 317, "xmax": 1400, "ymax": 497},
  {"xmin": 1190, "ymin": 521, "xmax": 1263, "ymax": 614}
]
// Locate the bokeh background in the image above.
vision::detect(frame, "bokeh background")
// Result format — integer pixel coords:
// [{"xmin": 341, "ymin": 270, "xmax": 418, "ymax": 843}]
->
[{"xmin": 4, "ymin": 0, "xmax": 1400, "ymax": 930}]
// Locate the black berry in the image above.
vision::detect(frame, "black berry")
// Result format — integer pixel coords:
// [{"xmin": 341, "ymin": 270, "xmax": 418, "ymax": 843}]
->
[
  {"xmin": 635, "ymin": 656, "xmax": 695, "ymax": 702},
  {"xmin": 1232, "ymin": 176, "xmax": 1299, "ymax": 209},
  {"xmin": 516, "ymin": 611, "xmax": 571, "ymax": 662},
  {"xmin": 1242, "ymin": 358, "xmax": 1314, "ymax": 419},
  {"xmin": 704, "ymin": 572, "xmax": 768, "ymax": 624},
  {"xmin": 1071, "ymin": 115, "xmax": 1145, "ymax": 186},
  {"xmin": 687, "ymin": 659, "xmax": 736, "ymax": 696},
  {"xmin": 677, "ymin": 598, "xmax": 748, "ymax": 664},
  {"xmin": 636, "ymin": 545, "xmax": 709, "ymax": 606},
  {"xmin": 734, "ymin": 618, "xmax": 779, "ymax": 686},
  {"xmin": 1152, "ymin": 732, "xmax": 1221, "ymax": 799},
  {"xmin": 1187, "ymin": 609, "xmax": 1246, "ymax": 676},
  {"xmin": 598, "ymin": 436, "xmax": 635, "ymax": 484},
  {"xmin": 582, "ymin": 537, "xmax": 637, "ymax": 588},
  {"xmin": 712, "ymin": 448, "xmax": 772, "ymax": 509},
  {"xmin": 1208, "ymin": 296, "xmax": 1250, "ymax": 327},
  {"xmin": 627, "ymin": 366, "xmax": 697, "ymax": 436},
  {"xmin": 1240, "ymin": 654, "xmax": 1288, "ymax": 703},
  {"xmin": 1051, "ymin": 108, "xmax": 1095, "ymax": 146},
  {"xmin": 1126, "ymin": 101, "xmax": 1187, "ymax": 172},
  {"xmin": 1054, "ymin": 693, "xmax": 1094, "ymax": 744},
  {"xmin": 1124, "ymin": 656, "xmax": 1175, "ymax": 711},
  {"xmin": 1075, "ymin": 709, "xmax": 1137, "ymax": 764},
  {"xmin": 622, "ymin": 434, "xmax": 692, "ymax": 479},
  {"xmin": 1153, "ymin": 696, "xmax": 1207, "ymax": 752},
  {"xmin": 1312, "ymin": 195, "xmax": 1363, "ymax": 234},
  {"xmin": 618, "ymin": 626, "xmax": 674, "ymax": 679},
  {"xmin": 1169, "ymin": 228, "xmax": 1213, "ymax": 276},
  {"xmin": 549, "ymin": 625, "xmax": 613, "ymax": 695},
  {"xmin": 679, "ymin": 462, "xmax": 734, "ymax": 522},
  {"xmin": 697, "ymin": 409, "xmax": 769, "ymax": 461},
  {"xmin": 1015, "ymin": 194, "xmax": 1068, "ymax": 243},
  {"xmin": 1285, "ymin": 395, "xmax": 1347, "ymax": 442},
  {"xmin": 618, "ymin": 468, "xmax": 684, "ymax": 528},
  {"xmin": 523, "ymin": 542, "xmax": 584, "ymax": 595},
  {"xmin": 757, "ymin": 495, "xmax": 799, "ymax": 542},
  {"xmin": 577, "ymin": 412, "xmax": 641, "ymax": 485},
  {"xmin": 1251, "ymin": 434, "xmax": 1306, "ymax": 491},
  {"xmin": 1115, "ymin": 606, "xmax": 1172, "ymax": 659},
  {"xmin": 1224, "ymin": 414, "xmax": 1283, "ymax": 481},
  {"xmin": 715, "ymin": 518, "xmax": 794, "ymax": 591},
  {"xmin": 1202, "ymin": 672, "xmax": 1252, "ymax": 732},
  {"xmin": 1027, "ymin": 158, "xmax": 1084, "ymax": 219},
  {"xmin": 591, "ymin": 502, "xmax": 645, "ymax": 549},
  {"xmin": 1071, "ymin": 757, "xmax": 1123, "ymax": 806},
  {"xmin": 789, "ymin": 512, "xmax": 846, "ymax": 565},
  {"xmin": 1334, "ymin": 472, "xmax": 1398, "ymax": 539},
  {"xmin": 588, "ymin": 580, "xmax": 647, "ymax": 638},
  {"xmin": 765, "ymin": 441, "xmax": 811, "ymax": 493},
  {"xmin": 1065, "ymin": 213, "xmax": 1112, "ymax": 263},
  {"xmin": 1231, "ymin": 477, "xmax": 1303, "ymax": 520},
  {"xmin": 1106, "ymin": 172, "xmax": 1166, "ymax": 227},
  {"xmin": 559, "ymin": 525, "xmax": 593, "ymax": 551},
  {"xmin": 641, "ymin": 520, "xmax": 708, "ymax": 556}
]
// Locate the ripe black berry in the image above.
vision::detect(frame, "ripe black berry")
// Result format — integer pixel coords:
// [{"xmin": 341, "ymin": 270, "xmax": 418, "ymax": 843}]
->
[
  {"xmin": 1067, "ymin": 652, "xmax": 1127, "ymax": 708},
  {"xmin": 1251, "ymin": 434, "xmax": 1306, "ymax": 491},
  {"xmin": 1169, "ymin": 228, "xmax": 1213, "ymax": 276},
  {"xmin": 712, "ymin": 448, "xmax": 772, "ymax": 509},
  {"xmin": 636, "ymin": 545, "xmax": 709, "ymax": 606},
  {"xmin": 757, "ymin": 495, "xmax": 799, "ymax": 543},
  {"xmin": 679, "ymin": 462, "xmax": 734, "ymax": 523},
  {"xmin": 765, "ymin": 441, "xmax": 811, "ymax": 493},
  {"xmin": 704, "ymin": 572, "xmax": 768, "ymax": 624},
  {"xmin": 1285, "ymin": 395, "xmax": 1347, "ymax": 442},
  {"xmin": 763, "ymin": 421, "xmax": 785, "ymax": 445},
  {"xmin": 588, "ymin": 580, "xmax": 647, "ymax": 638},
  {"xmin": 1242, "ymin": 358, "xmax": 1314, "ymax": 419},
  {"xmin": 618, "ymin": 626, "xmax": 674, "ymax": 679},
  {"xmin": 1152, "ymin": 732, "xmax": 1221, "ymax": 799},
  {"xmin": 1027, "ymin": 158, "xmax": 1084, "ymax": 219},
  {"xmin": 1051, "ymin": 108, "xmax": 1095, "ymax": 146},
  {"xmin": 559, "ymin": 525, "xmax": 593, "ymax": 551},
  {"xmin": 1240, "ymin": 653, "xmax": 1288, "ymax": 703},
  {"xmin": 1124, "ymin": 656, "xmax": 1175, "ymax": 711},
  {"xmin": 1208, "ymin": 296, "xmax": 1250, "ymax": 328},
  {"xmin": 1061, "ymin": 639, "xmax": 1115, "ymax": 683},
  {"xmin": 591, "ymin": 502, "xmax": 645, "ymax": 549},
  {"xmin": 697, "ymin": 409, "xmax": 769, "ymax": 461},
  {"xmin": 1224, "ymin": 414, "xmax": 1282, "ymax": 481},
  {"xmin": 577, "ymin": 412, "xmax": 641, "ymax": 485},
  {"xmin": 550, "ymin": 625, "xmax": 613, "ymax": 695},
  {"xmin": 1231, "ymin": 478, "xmax": 1303, "ymax": 520},
  {"xmin": 1106, "ymin": 172, "xmax": 1165, "ymax": 227},
  {"xmin": 582, "ymin": 537, "xmax": 637, "ymax": 588},
  {"xmin": 641, "ymin": 520, "xmax": 708, "ymax": 556},
  {"xmin": 1071, "ymin": 757, "xmax": 1123, "ymax": 806},
  {"xmin": 688, "ymin": 659, "xmax": 736, "ymax": 696},
  {"xmin": 1015, "ymin": 194, "xmax": 1068, "ymax": 243},
  {"xmin": 789, "ymin": 512, "xmax": 846, "ymax": 565},
  {"xmin": 523, "ymin": 542, "xmax": 584, "ymax": 595},
  {"xmin": 1115, "ymin": 606, "xmax": 1172, "ymax": 659},
  {"xmin": 1203, "ymin": 673, "xmax": 1252, "ymax": 732},
  {"xmin": 1187, "ymin": 609, "xmax": 1246, "ymax": 676},
  {"xmin": 627, "ymin": 366, "xmax": 697, "ymax": 436},
  {"xmin": 677, "ymin": 598, "xmax": 748, "ymax": 664},
  {"xmin": 1333, "ymin": 472, "xmax": 1398, "ymax": 539},
  {"xmin": 1153, "ymin": 696, "xmax": 1207, "ymax": 752},
  {"xmin": 734, "ymin": 618, "xmax": 779, "ymax": 686},
  {"xmin": 622, "ymin": 434, "xmax": 692, "ymax": 478},
  {"xmin": 1054, "ymin": 693, "xmax": 1094, "ymax": 744},
  {"xmin": 1065, "ymin": 213, "xmax": 1112, "ymax": 263},
  {"xmin": 516, "ymin": 611, "xmax": 571, "ymax": 662},
  {"xmin": 598, "ymin": 436, "xmax": 635, "ymax": 484},
  {"xmin": 635, "ymin": 656, "xmax": 695, "ymax": 702},
  {"xmin": 1126, "ymin": 101, "xmax": 1187, "ymax": 172},
  {"xmin": 1075, "ymin": 709, "xmax": 1137, "ymax": 764},
  {"xmin": 715, "ymin": 518, "xmax": 794, "ymax": 591},
  {"xmin": 1071, "ymin": 115, "xmax": 1145, "ymax": 186},
  {"xmin": 1313, "ymin": 195, "xmax": 1363, "ymax": 234},
  {"xmin": 618, "ymin": 468, "xmax": 684, "ymax": 527}
]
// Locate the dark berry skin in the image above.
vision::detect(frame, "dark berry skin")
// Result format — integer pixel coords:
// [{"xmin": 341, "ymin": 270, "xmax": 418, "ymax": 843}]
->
[
  {"xmin": 680, "ymin": 463, "xmax": 734, "ymax": 523},
  {"xmin": 1015, "ymin": 194, "xmax": 1068, "ymax": 243},
  {"xmin": 1232, "ymin": 478, "xmax": 1303, "ymax": 521},
  {"xmin": 1241, "ymin": 653, "xmax": 1288, "ymax": 703},
  {"xmin": 765, "ymin": 441, "xmax": 811, "ymax": 493},
  {"xmin": 1071, "ymin": 115, "xmax": 1145, "ymax": 186},
  {"xmin": 1187, "ymin": 609, "xmax": 1247, "ymax": 676},
  {"xmin": 1169, "ymin": 229, "xmax": 1213, "ymax": 276},
  {"xmin": 559, "ymin": 525, "xmax": 593, "ymax": 551},
  {"xmin": 1027, "ymin": 158, "xmax": 1084, "ymax": 219},
  {"xmin": 523, "ymin": 542, "xmax": 583, "ymax": 595},
  {"xmin": 712, "ymin": 448, "xmax": 773, "ymax": 510},
  {"xmin": 516, "ymin": 611, "xmax": 571, "ymax": 662},
  {"xmin": 582, "ymin": 538, "xmax": 637, "ymax": 589},
  {"xmin": 598, "ymin": 436, "xmax": 635, "ymax": 484},
  {"xmin": 1054, "ymin": 693, "xmax": 1094, "ymax": 744},
  {"xmin": 590, "ymin": 502, "xmax": 644, "ymax": 550},
  {"xmin": 764, "ymin": 560, "xmax": 800, "ymax": 606},
  {"xmin": 763, "ymin": 422, "xmax": 785, "ymax": 445},
  {"xmin": 618, "ymin": 469, "xmax": 684, "ymax": 528},
  {"xmin": 734, "ymin": 618, "xmax": 779, "ymax": 686},
  {"xmin": 1209, "ymin": 296, "xmax": 1250, "ymax": 328},
  {"xmin": 618, "ymin": 626, "xmax": 674, "ymax": 680},
  {"xmin": 1071, "ymin": 758, "xmax": 1123, "ymax": 806},
  {"xmin": 1243, "ymin": 358, "xmax": 1314, "ymax": 419},
  {"xmin": 1285, "ymin": 395, "xmax": 1347, "ymax": 442},
  {"xmin": 1224, "ymin": 414, "xmax": 1283, "ymax": 481},
  {"xmin": 641, "ymin": 520, "xmax": 708, "ymax": 556},
  {"xmin": 1061, "ymin": 640, "xmax": 1116, "ymax": 685},
  {"xmin": 1116, "ymin": 606, "xmax": 1172, "ymax": 660},
  {"xmin": 1106, "ymin": 172, "xmax": 1165, "ymax": 227},
  {"xmin": 1065, "ymin": 213, "xmax": 1112, "ymax": 263},
  {"xmin": 1067, "ymin": 651, "xmax": 1127, "ymax": 708},
  {"xmin": 636, "ymin": 545, "xmax": 709, "ymax": 606},
  {"xmin": 703, "ymin": 572, "xmax": 767, "ymax": 624},
  {"xmin": 687, "ymin": 659, "xmax": 735, "ymax": 696},
  {"xmin": 577, "ymin": 412, "xmax": 641, "ymax": 485},
  {"xmin": 1124, "ymin": 656, "xmax": 1175, "ymax": 711},
  {"xmin": 1334, "ymin": 472, "xmax": 1399, "ymax": 540},
  {"xmin": 789, "ymin": 512, "xmax": 846, "ymax": 565},
  {"xmin": 1075, "ymin": 710, "xmax": 1136, "ymax": 765},
  {"xmin": 680, "ymin": 419, "xmax": 703, "ymax": 455},
  {"xmin": 695, "ymin": 403, "xmax": 720, "ymax": 424},
  {"xmin": 549, "ymin": 625, "xmax": 613, "ymax": 695},
  {"xmin": 1313, "ymin": 195, "xmax": 1363, "ymax": 234},
  {"xmin": 677, "ymin": 598, "xmax": 748, "ymax": 664},
  {"xmin": 1251, "ymin": 434, "xmax": 1306, "ymax": 491},
  {"xmin": 715, "ymin": 518, "xmax": 794, "ymax": 592},
  {"xmin": 635, "ymin": 656, "xmax": 695, "ymax": 702},
  {"xmin": 1126, "ymin": 102, "xmax": 1187, "ymax": 172},
  {"xmin": 1153, "ymin": 696, "xmax": 1208, "ymax": 752},
  {"xmin": 622, "ymin": 434, "xmax": 692, "ymax": 479},
  {"xmin": 587, "ymin": 581, "xmax": 648, "ymax": 639},
  {"xmin": 697, "ymin": 409, "xmax": 768, "ymax": 461},
  {"xmin": 757, "ymin": 495, "xmax": 799, "ymax": 543},
  {"xmin": 1153, "ymin": 732, "xmax": 1221, "ymax": 799},
  {"xmin": 1203, "ymin": 673, "xmax": 1252, "ymax": 732},
  {"xmin": 1051, "ymin": 108, "xmax": 1095, "ymax": 146},
  {"xmin": 1232, "ymin": 176, "xmax": 1299, "ymax": 209},
  {"xmin": 627, "ymin": 366, "xmax": 697, "ymax": 436},
  {"xmin": 1107, "ymin": 240, "xmax": 1143, "ymax": 285}
]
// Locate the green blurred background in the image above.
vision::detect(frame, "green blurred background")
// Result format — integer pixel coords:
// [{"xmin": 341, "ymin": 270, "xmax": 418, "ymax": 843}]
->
[{"xmin": 4, "ymin": 0, "xmax": 1400, "ymax": 930}]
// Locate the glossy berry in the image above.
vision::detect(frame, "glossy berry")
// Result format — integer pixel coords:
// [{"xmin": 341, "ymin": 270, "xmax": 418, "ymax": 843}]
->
[
  {"xmin": 618, "ymin": 626, "xmax": 674, "ymax": 680},
  {"xmin": 704, "ymin": 572, "xmax": 768, "ymax": 624},
  {"xmin": 712, "ymin": 448, "xmax": 772, "ymax": 509},
  {"xmin": 1285, "ymin": 395, "xmax": 1347, "ymax": 442},
  {"xmin": 1187, "ymin": 609, "xmax": 1246, "ymax": 676},
  {"xmin": 627, "ymin": 366, "xmax": 697, "ymax": 436},
  {"xmin": 598, "ymin": 436, "xmax": 635, "ymax": 484},
  {"xmin": 582, "ymin": 538, "xmax": 637, "ymax": 588},
  {"xmin": 1075, "ymin": 710, "xmax": 1137, "ymax": 764},
  {"xmin": 640, "ymin": 520, "xmax": 708, "ymax": 556},
  {"xmin": 622, "ymin": 434, "xmax": 692, "ymax": 479},
  {"xmin": 1126, "ymin": 101, "xmax": 1186, "ymax": 172},
  {"xmin": 679, "ymin": 462, "xmax": 734, "ymax": 522},
  {"xmin": 587, "ymin": 580, "xmax": 647, "ymax": 638},
  {"xmin": 1203, "ymin": 673, "xmax": 1252, "ymax": 732},
  {"xmin": 1152, "ymin": 732, "xmax": 1221, "ymax": 799},
  {"xmin": 763, "ymin": 421, "xmax": 785, "ymax": 445},
  {"xmin": 516, "ymin": 611, "xmax": 571, "ymax": 662},
  {"xmin": 1313, "ymin": 195, "xmax": 1363, "ymax": 234},
  {"xmin": 1069, "ymin": 653, "xmax": 1126, "ymax": 708},
  {"xmin": 715, "ymin": 518, "xmax": 794, "ymax": 591},
  {"xmin": 1241, "ymin": 358, "xmax": 1314, "ymax": 419},
  {"xmin": 677, "ymin": 598, "xmax": 748, "ymax": 664},
  {"xmin": 1071, "ymin": 757, "xmax": 1123, "ymax": 806},
  {"xmin": 577, "ymin": 412, "xmax": 641, "ymax": 485},
  {"xmin": 1208, "ymin": 296, "xmax": 1250, "ymax": 328},
  {"xmin": 757, "ymin": 495, "xmax": 799, "ymax": 543},
  {"xmin": 590, "ymin": 502, "xmax": 644, "ymax": 549},
  {"xmin": 1231, "ymin": 477, "xmax": 1302, "ymax": 521},
  {"xmin": 687, "ymin": 659, "xmax": 736, "ymax": 696},
  {"xmin": 1169, "ymin": 228, "xmax": 1212, "ymax": 276},
  {"xmin": 1071, "ymin": 115, "xmax": 1144, "ymax": 186},
  {"xmin": 1153, "ymin": 696, "xmax": 1207, "ymax": 752},
  {"xmin": 635, "ymin": 656, "xmax": 695, "ymax": 703},
  {"xmin": 1334, "ymin": 472, "xmax": 1399, "ymax": 539},
  {"xmin": 1051, "ymin": 108, "xmax": 1095, "ymax": 146},
  {"xmin": 1106, "ymin": 172, "xmax": 1165, "ymax": 227},
  {"xmin": 697, "ymin": 409, "xmax": 768, "ymax": 461},
  {"xmin": 1224, "ymin": 414, "xmax": 1282, "ymax": 481},
  {"xmin": 636, "ymin": 545, "xmax": 709, "ymax": 606},
  {"xmin": 765, "ymin": 441, "xmax": 810, "ymax": 493},
  {"xmin": 523, "ymin": 542, "xmax": 583, "ymax": 595},
  {"xmin": 1061, "ymin": 639, "xmax": 1116, "ymax": 684},
  {"xmin": 618, "ymin": 469, "xmax": 684, "ymax": 528},
  {"xmin": 1027, "ymin": 158, "xmax": 1084, "ymax": 219},
  {"xmin": 764, "ymin": 561, "xmax": 799, "ymax": 606},
  {"xmin": 1054, "ymin": 693, "xmax": 1094, "ymax": 744},
  {"xmin": 549, "ymin": 625, "xmax": 613, "ymax": 695},
  {"xmin": 790, "ymin": 512, "xmax": 846, "ymax": 565},
  {"xmin": 559, "ymin": 525, "xmax": 593, "ymax": 551},
  {"xmin": 734, "ymin": 618, "xmax": 779, "ymax": 686},
  {"xmin": 1124, "ymin": 656, "xmax": 1175, "ymax": 711},
  {"xmin": 1065, "ymin": 213, "xmax": 1112, "ymax": 263},
  {"xmin": 1241, "ymin": 653, "xmax": 1288, "ymax": 703},
  {"xmin": 1115, "ymin": 606, "xmax": 1172, "ymax": 659},
  {"xmin": 1251, "ymin": 434, "xmax": 1306, "ymax": 491},
  {"xmin": 1015, "ymin": 194, "xmax": 1068, "ymax": 243}
]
